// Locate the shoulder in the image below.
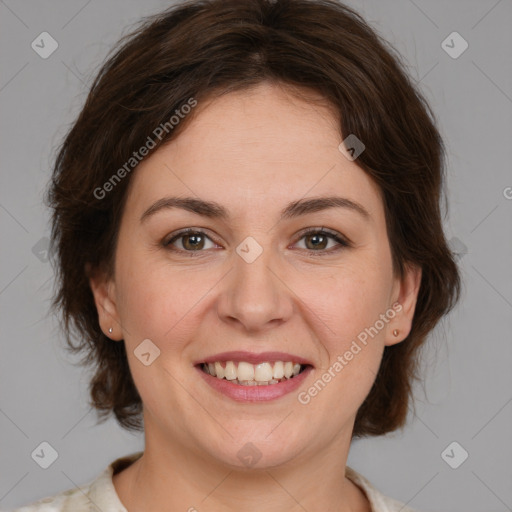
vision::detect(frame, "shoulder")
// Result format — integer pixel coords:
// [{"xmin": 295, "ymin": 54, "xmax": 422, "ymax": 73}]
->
[
  {"xmin": 9, "ymin": 483, "xmax": 96, "ymax": 512},
  {"xmin": 345, "ymin": 466, "xmax": 420, "ymax": 512},
  {"xmin": 9, "ymin": 452, "xmax": 143, "ymax": 512}
]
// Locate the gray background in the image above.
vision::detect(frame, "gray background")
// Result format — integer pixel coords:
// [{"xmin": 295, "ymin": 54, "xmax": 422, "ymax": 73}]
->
[{"xmin": 1, "ymin": 1, "xmax": 511, "ymax": 511}]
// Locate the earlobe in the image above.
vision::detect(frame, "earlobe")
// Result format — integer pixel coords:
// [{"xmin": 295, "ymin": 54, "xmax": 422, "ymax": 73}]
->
[
  {"xmin": 386, "ymin": 263, "xmax": 422, "ymax": 346},
  {"xmin": 86, "ymin": 264, "xmax": 122, "ymax": 340}
]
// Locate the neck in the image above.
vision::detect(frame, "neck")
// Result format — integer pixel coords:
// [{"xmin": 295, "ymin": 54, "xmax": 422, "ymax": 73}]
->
[{"xmin": 113, "ymin": 422, "xmax": 370, "ymax": 512}]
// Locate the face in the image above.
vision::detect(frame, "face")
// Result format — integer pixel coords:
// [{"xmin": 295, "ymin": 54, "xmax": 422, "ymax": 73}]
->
[{"xmin": 90, "ymin": 81, "xmax": 421, "ymax": 470}]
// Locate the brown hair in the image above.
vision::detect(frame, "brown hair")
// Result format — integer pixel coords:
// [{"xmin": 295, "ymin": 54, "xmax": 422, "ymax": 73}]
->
[{"xmin": 48, "ymin": 0, "xmax": 462, "ymax": 437}]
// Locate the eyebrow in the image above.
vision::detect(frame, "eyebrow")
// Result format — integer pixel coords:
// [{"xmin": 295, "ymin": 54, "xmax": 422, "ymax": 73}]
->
[{"xmin": 140, "ymin": 195, "xmax": 371, "ymax": 223}]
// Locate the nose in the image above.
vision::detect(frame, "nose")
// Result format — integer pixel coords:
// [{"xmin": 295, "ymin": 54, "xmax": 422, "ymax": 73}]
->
[{"xmin": 216, "ymin": 240, "xmax": 294, "ymax": 334}]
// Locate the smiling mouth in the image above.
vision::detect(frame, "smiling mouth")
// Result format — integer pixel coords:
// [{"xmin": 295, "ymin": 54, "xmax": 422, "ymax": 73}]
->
[{"xmin": 199, "ymin": 361, "xmax": 309, "ymax": 386}]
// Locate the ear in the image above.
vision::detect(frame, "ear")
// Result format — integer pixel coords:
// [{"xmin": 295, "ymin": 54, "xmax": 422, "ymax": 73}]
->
[
  {"xmin": 86, "ymin": 263, "xmax": 123, "ymax": 341},
  {"xmin": 385, "ymin": 262, "xmax": 422, "ymax": 347}
]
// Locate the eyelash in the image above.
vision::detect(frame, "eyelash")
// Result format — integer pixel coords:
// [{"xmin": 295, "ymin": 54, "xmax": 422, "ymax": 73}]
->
[{"xmin": 163, "ymin": 227, "xmax": 351, "ymax": 257}]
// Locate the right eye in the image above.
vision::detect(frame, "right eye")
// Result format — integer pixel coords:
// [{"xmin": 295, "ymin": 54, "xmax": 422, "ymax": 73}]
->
[{"xmin": 163, "ymin": 228, "xmax": 220, "ymax": 254}]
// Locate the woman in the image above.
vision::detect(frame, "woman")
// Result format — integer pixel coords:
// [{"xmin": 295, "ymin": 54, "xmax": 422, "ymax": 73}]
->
[{"xmin": 14, "ymin": 0, "xmax": 461, "ymax": 510}]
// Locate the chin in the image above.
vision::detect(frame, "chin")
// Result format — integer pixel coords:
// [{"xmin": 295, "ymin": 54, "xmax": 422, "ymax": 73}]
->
[{"xmin": 194, "ymin": 425, "xmax": 307, "ymax": 471}]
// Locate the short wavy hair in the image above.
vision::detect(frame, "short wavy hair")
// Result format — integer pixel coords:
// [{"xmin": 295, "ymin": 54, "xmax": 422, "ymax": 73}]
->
[{"xmin": 48, "ymin": 0, "xmax": 462, "ymax": 437}]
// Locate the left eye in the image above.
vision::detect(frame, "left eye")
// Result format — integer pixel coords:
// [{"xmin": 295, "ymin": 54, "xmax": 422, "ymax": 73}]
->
[{"xmin": 294, "ymin": 229, "xmax": 349, "ymax": 252}]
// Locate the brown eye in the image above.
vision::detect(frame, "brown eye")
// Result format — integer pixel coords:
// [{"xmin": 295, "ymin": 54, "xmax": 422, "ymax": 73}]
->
[
  {"xmin": 180, "ymin": 233, "xmax": 206, "ymax": 250},
  {"xmin": 304, "ymin": 232, "xmax": 329, "ymax": 250},
  {"xmin": 164, "ymin": 229, "xmax": 217, "ymax": 252},
  {"xmin": 294, "ymin": 229, "xmax": 350, "ymax": 253}
]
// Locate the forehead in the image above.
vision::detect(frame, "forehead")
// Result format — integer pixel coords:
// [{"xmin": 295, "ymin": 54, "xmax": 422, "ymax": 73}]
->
[{"xmin": 124, "ymin": 82, "xmax": 384, "ymax": 223}]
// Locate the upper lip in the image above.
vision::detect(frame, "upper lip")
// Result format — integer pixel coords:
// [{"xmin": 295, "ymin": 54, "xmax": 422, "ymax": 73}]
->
[{"xmin": 195, "ymin": 351, "xmax": 314, "ymax": 367}]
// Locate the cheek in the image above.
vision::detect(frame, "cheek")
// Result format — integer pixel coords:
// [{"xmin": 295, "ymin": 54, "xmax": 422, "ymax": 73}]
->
[
  {"xmin": 298, "ymin": 272, "xmax": 389, "ymax": 414},
  {"xmin": 113, "ymin": 243, "xmax": 178, "ymax": 341},
  {"xmin": 114, "ymin": 252, "xmax": 220, "ymax": 350},
  {"xmin": 116, "ymin": 273, "xmax": 166, "ymax": 339},
  {"xmin": 310, "ymin": 266, "xmax": 391, "ymax": 345},
  {"xmin": 332, "ymin": 265, "xmax": 393, "ymax": 369}
]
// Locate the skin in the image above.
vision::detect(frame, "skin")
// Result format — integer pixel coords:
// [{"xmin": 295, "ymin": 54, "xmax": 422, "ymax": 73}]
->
[{"xmin": 89, "ymin": 81, "xmax": 422, "ymax": 512}]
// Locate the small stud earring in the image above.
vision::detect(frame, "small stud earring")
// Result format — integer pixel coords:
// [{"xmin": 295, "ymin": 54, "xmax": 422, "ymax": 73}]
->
[
  {"xmin": 393, "ymin": 329, "xmax": 399, "ymax": 337},
  {"xmin": 108, "ymin": 327, "xmax": 113, "ymax": 334}
]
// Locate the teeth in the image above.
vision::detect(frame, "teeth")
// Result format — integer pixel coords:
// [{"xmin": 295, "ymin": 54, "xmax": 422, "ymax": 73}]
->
[
  {"xmin": 273, "ymin": 361, "xmax": 284, "ymax": 379},
  {"xmin": 202, "ymin": 360, "xmax": 305, "ymax": 385},
  {"xmin": 214, "ymin": 361, "xmax": 225, "ymax": 379},
  {"xmin": 254, "ymin": 362, "xmax": 273, "ymax": 382},
  {"xmin": 237, "ymin": 361, "xmax": 255, "ymax": 381},
  {"xmin": 224, "ymin": 361, "xmax": 237, "ymax": 380},
  {"xmin": 284, "ymin": 362, "xmax": 294, "ymax": 378}
]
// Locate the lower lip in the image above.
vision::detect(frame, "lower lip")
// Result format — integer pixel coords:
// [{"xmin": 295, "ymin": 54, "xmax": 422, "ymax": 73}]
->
[{"xmin": 195, "ymin": 365, "xmax": 313, "ymax": 402}]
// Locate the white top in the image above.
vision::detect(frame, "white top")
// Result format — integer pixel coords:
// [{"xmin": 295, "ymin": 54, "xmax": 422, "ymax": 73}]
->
[{"xmin": 10, "ymin": 451, "xmax": 418, "ymax": 512}]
